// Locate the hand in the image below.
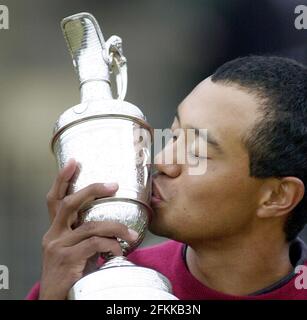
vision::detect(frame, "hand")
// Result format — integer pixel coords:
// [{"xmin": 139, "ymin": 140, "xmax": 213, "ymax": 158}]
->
[{"xmin": 39, "ymin": 159, "xmax": 138, "ymax": 300}]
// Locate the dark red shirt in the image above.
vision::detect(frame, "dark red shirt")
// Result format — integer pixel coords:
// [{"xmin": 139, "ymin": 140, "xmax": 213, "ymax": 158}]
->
[{"xmin": 26, "ymin": 240, "xmax": 307, "ymax": 300}]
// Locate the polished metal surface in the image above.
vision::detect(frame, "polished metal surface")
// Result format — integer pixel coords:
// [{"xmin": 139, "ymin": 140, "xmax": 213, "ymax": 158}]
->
[
  {"xmin": 68, "ymin": 257, "xmax": 178, "ymax": 300},
  {"xmin": 53, "ymin": 12, "xmax": 177, "ymax": 300},
  {"xmin": 52, "ymin": 116, "xmax": 152, "ymax": 252}
]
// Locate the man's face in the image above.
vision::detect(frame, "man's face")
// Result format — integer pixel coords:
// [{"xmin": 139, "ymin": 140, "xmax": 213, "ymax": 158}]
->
[{"xmin": 149, "ymin": 78, "xmax": 266, "ymax": 245}]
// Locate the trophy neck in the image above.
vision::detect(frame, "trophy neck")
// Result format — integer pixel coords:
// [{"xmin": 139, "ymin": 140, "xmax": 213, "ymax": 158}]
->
[
  {"xmin": 80, "ymin": 79, "xmax": 112, "ymax": 102},
  {"xmin": 100, "ymin": 256, "xmax": 134, "ymax": 269}
]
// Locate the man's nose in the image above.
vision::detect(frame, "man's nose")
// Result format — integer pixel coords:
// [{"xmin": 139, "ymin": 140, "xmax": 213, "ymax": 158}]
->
[{"xmin": 153, "ymin": 149, "xmax": 181, "ymax": 178}]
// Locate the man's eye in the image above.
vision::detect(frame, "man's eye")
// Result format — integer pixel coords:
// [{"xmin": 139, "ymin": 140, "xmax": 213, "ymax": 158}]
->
[
  {"xmin": 189, "ymin": 140, "xmax": 208, "ymax": 159},
  {"xmin": 189, "ymin": 151, "xmax": 208, "ymax": 160}
]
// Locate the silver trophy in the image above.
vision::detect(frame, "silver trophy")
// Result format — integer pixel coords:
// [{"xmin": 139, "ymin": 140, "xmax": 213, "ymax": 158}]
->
[{"xmin": 51, "ymin": 12, "xmax": 177, "ymax": 300}]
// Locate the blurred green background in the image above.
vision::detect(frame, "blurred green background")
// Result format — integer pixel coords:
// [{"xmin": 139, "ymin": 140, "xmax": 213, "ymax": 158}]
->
[{"xmin": 0, "ymin": 0, "xmax": 307, "ymax": 299}]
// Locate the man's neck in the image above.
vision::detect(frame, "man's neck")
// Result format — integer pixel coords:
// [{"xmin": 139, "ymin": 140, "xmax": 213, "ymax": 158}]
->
[{"xmin": 186, "ymin": 233, "xmax": 293, "ymax": 296}]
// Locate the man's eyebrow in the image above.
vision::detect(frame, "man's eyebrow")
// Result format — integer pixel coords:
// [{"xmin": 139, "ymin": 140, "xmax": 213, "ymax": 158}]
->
[{"xmin": 175, "ymin": 110, "xmax": 223, "ymax": 153}]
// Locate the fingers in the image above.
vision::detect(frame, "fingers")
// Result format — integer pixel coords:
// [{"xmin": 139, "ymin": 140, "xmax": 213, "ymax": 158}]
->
[
  {"xmin": 48, "ymin": 159, "xmax": 77, "ymax": 201},
  {"xmin": 61, "ymin": 221, "xmax": 139, "ymax": 246},
  {"xmin": 47, "ymin": 159, "xmax": 78, "ymax": 220},
  {"xmin": 40, "ymin": 232, "xmax": 126, "ymax": 299},
  {"xmin": 53, "ymin": 183, "xmax": 119, "ymax": 230},
  {"xmin": 69, "ymin": 236, "xmax": 124, "ymax": 261}
]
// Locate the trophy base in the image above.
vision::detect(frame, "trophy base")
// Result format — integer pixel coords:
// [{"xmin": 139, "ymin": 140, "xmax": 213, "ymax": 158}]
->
[{"xmin": 68, "ymin": 256, "xmax": 178, "ymax": 300}]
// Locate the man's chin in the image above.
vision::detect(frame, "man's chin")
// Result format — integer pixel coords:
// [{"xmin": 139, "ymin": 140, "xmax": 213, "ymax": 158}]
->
[
  {"xmin": 148, "ymin": 219, "xmax": 161, "ymax": 235},
  {"xmin": 148, "ymin": 214, "xmax": 165, "ymax": 237},
  {"xmin": 148, "ymin": 210, "xmax": 172, "ymax": 239}
]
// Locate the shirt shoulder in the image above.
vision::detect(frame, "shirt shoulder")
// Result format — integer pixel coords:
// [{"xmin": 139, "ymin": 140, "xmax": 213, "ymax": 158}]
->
[{"xmin": 128, "ymin": 240, "xmax": 183, "ymax": 268}]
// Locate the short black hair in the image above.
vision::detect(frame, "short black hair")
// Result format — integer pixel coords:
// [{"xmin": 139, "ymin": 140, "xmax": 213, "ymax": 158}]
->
[{"xmin": 211, "ymin": 55, "xmax": 307, "ymax": 242}]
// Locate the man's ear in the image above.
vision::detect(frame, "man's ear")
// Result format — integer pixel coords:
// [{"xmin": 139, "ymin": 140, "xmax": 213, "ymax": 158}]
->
[{"xmin": 257, "ymin": 177, "xmax": 305, "ymax": 219}]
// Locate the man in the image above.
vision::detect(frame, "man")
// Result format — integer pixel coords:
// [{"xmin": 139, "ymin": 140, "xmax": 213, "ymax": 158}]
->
[{"xmin": 27, "ymin": 55, "xmax": 307, "ymax": 299}]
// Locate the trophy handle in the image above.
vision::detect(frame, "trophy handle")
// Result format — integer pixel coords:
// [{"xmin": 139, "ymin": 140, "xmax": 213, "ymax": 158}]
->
[{"xmin": 104, "ymin": 35, "xmax": 128, "ymax": 100}]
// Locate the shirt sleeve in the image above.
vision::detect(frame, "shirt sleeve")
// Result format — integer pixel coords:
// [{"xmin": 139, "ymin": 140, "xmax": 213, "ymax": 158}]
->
[{"xmin": 25, "ymin": 282, "xmax": 40, "ymax": 300}]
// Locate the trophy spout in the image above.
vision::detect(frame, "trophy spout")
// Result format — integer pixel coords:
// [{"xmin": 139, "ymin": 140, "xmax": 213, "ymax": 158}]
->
[{"xmin": 61, "ymin": 12, "xmax": 113, "ymax": 102}]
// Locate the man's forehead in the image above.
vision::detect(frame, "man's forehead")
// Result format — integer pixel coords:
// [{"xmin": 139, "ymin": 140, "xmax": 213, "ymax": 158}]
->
[
  {"xmin": 178, "ymin": 79, "xmax": 259, "ymax": 126},
  {"xmin": 175, "ymin": 78, "xmax": 261, "ymax": 151}
]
